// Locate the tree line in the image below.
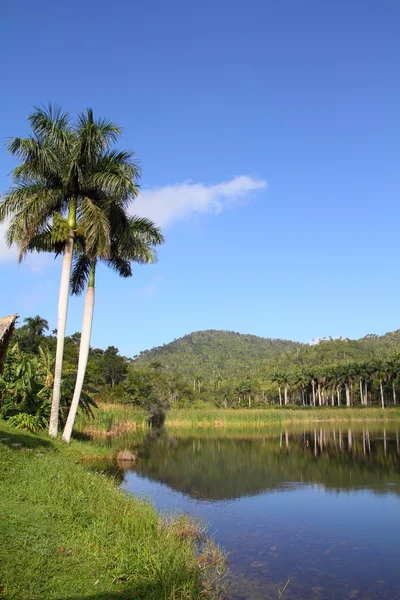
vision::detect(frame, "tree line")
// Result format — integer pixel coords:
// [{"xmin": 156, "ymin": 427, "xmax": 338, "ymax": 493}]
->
[{"xmin": 2, "ymin": 316, "xmax": 400, "ymax": 435}]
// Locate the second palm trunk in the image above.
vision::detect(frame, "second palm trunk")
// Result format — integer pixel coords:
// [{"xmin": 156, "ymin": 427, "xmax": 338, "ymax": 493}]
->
[{"xmin": 62, "ymin": 262, "xmax": 96, "ymax": 443}]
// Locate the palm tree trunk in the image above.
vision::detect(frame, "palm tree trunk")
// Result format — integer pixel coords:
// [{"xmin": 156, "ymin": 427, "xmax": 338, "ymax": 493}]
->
[
  {"xmin": 49, "ymin": 199, "xmax": 76, "ymax": 437},
  {"xmin": 359, "ymin": 379, "xmax": 364, "ymax": 405},
  {"xmin": 317, "ymin": 383, "xmax": 322, "ymax": 406},
  {"xmin": 380, "ymin": 379, "xmax": 385, "ymax": 409},
  {"xmin": 345, "ymin": 383, "xmax": 350, "ymax": 407},
  {"xmin": 393, "ymin": 382, "xmax": 397, "ymax": 406},
  {"xmin": 49, "ymin": 203, "xmax": 76, "ymax": 437},
  {"xmin": 278, "ymin": 385, "xmax": 282, "ymax": 407},
  {"xmin": 284, "ymin": 384, "xmax": 288, "ymax": 405},
  {"xmin": 312, "ymin": 380, "xmax": 316, "ymax": 407},
  {"xmin": 62, "ymin": 262, "xmax": 95, "ymax": 443}
]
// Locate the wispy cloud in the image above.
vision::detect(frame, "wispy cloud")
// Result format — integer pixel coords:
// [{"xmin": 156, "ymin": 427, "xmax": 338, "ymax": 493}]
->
[
  {"xmin": 131, "ymin": 175, "xmax": 267, "ymax": 227},
  {"xmin": 133, "ymin": 276, "xmax": 163, "ymax": 297},
  {"xmin": 0, "ymin": 219, "xmax": 54, "ymax": 273},
  {"xmin": 0, "ymin": 220, "xmax": 17, "ymax": 264},
  {"xmin": 0, "ymin": 175, "xmax": 267, "ymax": 263}
]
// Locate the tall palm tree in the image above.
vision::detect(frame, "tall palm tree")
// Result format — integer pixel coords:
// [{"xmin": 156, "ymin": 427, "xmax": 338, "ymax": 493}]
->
[
  {"xmin": 23, "ymin": 315, "xmax": 49, "ymax": 337},
  {"xmin": 1, "ymin": 106, "xmax": 140, "ymax": 436},
  {"xmin": 62, "ymin": 215, "xmax": 164, "ymax": 443}
]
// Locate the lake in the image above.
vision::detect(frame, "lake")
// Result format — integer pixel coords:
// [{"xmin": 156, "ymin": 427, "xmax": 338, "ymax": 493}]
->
[{"xmin": 120, "ymin": 425, "xmax": 400, "ymax": 599}]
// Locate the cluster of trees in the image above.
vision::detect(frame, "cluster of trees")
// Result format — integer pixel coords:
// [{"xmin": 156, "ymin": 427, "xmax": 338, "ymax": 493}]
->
[
  {"xmin": 0, "ymin": 106, "xmax": 163, "ymax": 439},
  {"xmin": 0, "ymin": 316, "xmax": 129, "ymax": 432}
]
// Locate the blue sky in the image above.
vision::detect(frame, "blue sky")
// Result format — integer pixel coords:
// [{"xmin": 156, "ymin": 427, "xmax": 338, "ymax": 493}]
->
[{"xmin": 1, "ymin": 0, "xmax": 400, "ymax": 356}]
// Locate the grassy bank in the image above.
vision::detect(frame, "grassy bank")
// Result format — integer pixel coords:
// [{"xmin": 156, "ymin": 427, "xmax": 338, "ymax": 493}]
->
[
  {"xmin": 76, "ymin": 405, "xmax": 400, "ymax": 436},
  {"xmin": 0, "ymin": 422, "xmax": 225, "ymax": 600}
]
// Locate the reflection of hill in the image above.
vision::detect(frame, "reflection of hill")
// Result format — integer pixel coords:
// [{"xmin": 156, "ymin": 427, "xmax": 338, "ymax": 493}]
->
[{"xmin": 134, "ymin": 428, "xmax": 400, "ymax": 501}]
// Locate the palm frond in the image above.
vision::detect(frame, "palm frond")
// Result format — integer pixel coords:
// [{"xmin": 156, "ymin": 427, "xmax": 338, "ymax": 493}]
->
[
  {"xmin": 76, "ymin": 108, "xmax": 121, "ymax": 148},
  {"xmin": 128, "ymin": 216, "xmax": 164, "ymax": 245},
  {"xmin": 71, "ymin": 254, "xmax": 92, "ymax": 295},
  {"xmin": 6, "ymin": 137, "xmax": 59, "ymax": 180},
  {"xmin": 104, "ymin": 256, "xmax": 132, "ymax": 278},
  {"xmin": 78, "ymin": 197, "xmax": 110, "ymax": 257},
  {"xmin": 29, "ymin": 104, "xmax": 71, "ymax": 147},
  {"xmin": 91, "ymin": 152, "xmax": 140, "ymax": 201},
  {"xmin": 3, "ymin": 186, "xmax": 65, "ymax": 246}
]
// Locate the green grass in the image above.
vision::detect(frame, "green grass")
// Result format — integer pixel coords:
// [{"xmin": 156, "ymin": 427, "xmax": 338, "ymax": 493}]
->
[
  {"xmin": 75, "ymin": 405, "xmax": 149, "ymax": 436},
  {"xmin": 77, "ymin": 405, "xmax": 400, "ymax": 436},
  {"xmin": 165, "ymin": 406, "xmax": 400, "ymax": 428},
  {"xmin": 0, "ymin": 422, "xmax": 225, "ymax": 600}
]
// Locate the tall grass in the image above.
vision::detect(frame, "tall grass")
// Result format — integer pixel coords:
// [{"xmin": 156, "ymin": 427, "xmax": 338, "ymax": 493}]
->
[
  {"xmin": 0, "ymin": 422, "xmax": 225, "ymax": 600},
  {"xmin": 165, "ymin": 406, "xmax": 400, "ymax": 428},
  {"xmin": 79, "ymin": 405, "xmax": 400, "ymax": 435}
]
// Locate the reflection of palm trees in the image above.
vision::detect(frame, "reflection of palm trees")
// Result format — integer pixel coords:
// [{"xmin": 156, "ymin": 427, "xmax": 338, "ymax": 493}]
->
[{"xmin": 132, "ymin": 427, "xmax": 400, "ymax": 501}]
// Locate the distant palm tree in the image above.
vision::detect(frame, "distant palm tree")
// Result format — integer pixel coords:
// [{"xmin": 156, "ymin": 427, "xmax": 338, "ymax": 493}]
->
[
  {"xmin": 294, "ymin": 370, "xmax": 309, "ymax": 406},
  {"xmin": 271, "ymin": 371, "xmax": 284, "ymax": 406},
  {"xmin": 384, "ymin": 355, "xmax": 400, "ymax": 406},
  {"xmin": 1, "ymin": 105, "xmax": 140, "ymax": 436},
  {"xmin": 374, "ymin": 360, "xmax": 386, "ymax": 409},
  {"xmin": 23, "ymin": 315, "xmax": 49, "ymax": 337},
  {"xmin": 62, "ymin": 215, "xmax": 163, "ymax": 443}
]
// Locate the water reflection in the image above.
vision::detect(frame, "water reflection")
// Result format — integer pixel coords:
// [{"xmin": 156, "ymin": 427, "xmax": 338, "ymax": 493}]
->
[
  {"xmin": 132, "ymin": 426, "xmax": 400, "ymax": 500},
  {"xmin": 121, "ymin": 425, "xmax": 400, "ymax": 600}
]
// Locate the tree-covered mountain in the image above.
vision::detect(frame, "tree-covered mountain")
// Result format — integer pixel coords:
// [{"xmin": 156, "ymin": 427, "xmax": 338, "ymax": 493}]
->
[
  {"xmin": 133, "ymin": 328, "xmax": 400, "ymax": 383},
  {"xmin": 133, "ymin": 330, "xmax": 302, "ymax": 379}
]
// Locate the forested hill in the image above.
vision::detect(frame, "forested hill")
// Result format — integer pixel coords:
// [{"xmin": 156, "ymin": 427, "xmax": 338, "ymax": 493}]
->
[
  {"xmin": 133, "ymin": 330, "xmax": 302, "ymax": 379},
  {"xmin": 132, "ymin": 328, "xmax": 400, "ymax": 381}
]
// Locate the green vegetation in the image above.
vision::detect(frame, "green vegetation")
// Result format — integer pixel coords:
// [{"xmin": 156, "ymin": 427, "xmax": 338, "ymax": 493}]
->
[
  {"xmin": 134, "ymin": 329, "xmax": 300, "ymax": 379},
  {"xmin": 76, "ymin": 405, "xmax": 400, "ymax": 438},
  {"xmin": 0, "ymin": 422, "xmax": 225, "ymax": 600},
  {"xmin": 132, "ymin": 329, "xmax": 400, "ymax": 409},
  {"xmin": 4, "ymin": 323, "xmax": 400, "ymax": 442}
]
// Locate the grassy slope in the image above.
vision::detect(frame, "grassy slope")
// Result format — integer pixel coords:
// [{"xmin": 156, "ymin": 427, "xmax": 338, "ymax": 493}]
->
[{"xmin": 0, "ymin": 423, "xmax": 223, "ymax": 600}]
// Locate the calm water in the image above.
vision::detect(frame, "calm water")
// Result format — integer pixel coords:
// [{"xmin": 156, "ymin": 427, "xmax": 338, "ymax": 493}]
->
[{"xmin": 120, "ymin": 425, "xmax": 400, "ymax": 599}]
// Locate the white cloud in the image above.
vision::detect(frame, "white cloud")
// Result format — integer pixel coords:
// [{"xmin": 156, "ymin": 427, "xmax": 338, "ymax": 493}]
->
[
  {"xmin": 0, "ymin": 220, "xmax": 17, "ymax": 264},
  {"xmin": 0, "ymin": 219, "xmax": 54, "ymax": 272},
  {"xmin": 131, "ymin": 175, "xmax": 267, "ymax": 227},
  {"xmin": 133, "ymin": 276, "xmax": 163, "ymax": 297},
  {"xmin": 0, "ymin": 175, "xmax": 267, "ymax": 262}
]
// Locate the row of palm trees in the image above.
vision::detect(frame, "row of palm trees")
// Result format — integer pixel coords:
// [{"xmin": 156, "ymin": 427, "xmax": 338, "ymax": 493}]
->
[
  {"xmin": 269, "ymin": 357, "xmax": 400, "ymax": 408},
  {"xmin": 0, "ymin": 105, "xmax": 164, "ymax": 441}
]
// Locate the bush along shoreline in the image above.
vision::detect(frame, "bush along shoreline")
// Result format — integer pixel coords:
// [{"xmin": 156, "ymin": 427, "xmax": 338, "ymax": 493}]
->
[{"xmin": 0, "ymin": 422, "xmax": 226, "ymax": 600}]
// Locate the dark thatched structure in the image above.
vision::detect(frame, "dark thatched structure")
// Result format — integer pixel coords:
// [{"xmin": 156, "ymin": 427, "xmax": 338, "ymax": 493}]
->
[{"xmin": 0, "ymin": 314, "xmax": 18, "ymax": 374}]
